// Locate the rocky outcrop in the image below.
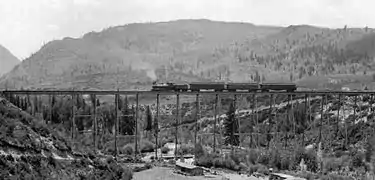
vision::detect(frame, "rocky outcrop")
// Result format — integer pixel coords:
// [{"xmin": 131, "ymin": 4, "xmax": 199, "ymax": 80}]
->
[{"xmin": 0, "ymin": 96, "xmax": 133, "ymax": 179}]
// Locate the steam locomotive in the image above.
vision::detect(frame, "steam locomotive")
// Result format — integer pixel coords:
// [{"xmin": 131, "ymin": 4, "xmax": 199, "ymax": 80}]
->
[{"xmin": 151, "ymin": 82, "xmax": 297, "ymax": 92}]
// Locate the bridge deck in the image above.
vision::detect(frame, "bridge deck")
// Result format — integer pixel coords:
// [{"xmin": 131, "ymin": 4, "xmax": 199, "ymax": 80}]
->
[{"xmin": 1, "ymin": 90, "xmax": 374, "ymax": 95}]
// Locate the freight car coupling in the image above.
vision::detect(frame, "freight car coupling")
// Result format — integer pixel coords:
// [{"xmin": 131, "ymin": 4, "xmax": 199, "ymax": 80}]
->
[{"xmin": 151, "ymin": 82, "xmax": 298, "ymax": 92}]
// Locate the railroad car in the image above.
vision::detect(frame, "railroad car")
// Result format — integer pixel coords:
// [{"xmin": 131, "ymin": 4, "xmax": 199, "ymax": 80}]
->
[
  {"xmin": 151, "ymin": 82, "xmax": 297, "ymax": 92},
  {"xmin": 260, "ymin": 83, "xmax": 297, "ymax": 92},
  {"xmin": 189, "ymin": 82, "xmax": 226, "ymax": 92},
  {"xmin": 174, "ymin": 84, "xmax": 189, "ymax": 92},
  {"xmin": 226, "ymin": 83, "xmax": 260, "ymax": 92},
  {"xmin": 151, "ymin": 82, "xmax": 175, "ymax": 91}
]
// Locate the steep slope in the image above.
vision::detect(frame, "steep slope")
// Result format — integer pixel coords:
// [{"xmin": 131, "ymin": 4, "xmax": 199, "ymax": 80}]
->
[
  {"xmin": 0, "ymin": 45, "xmax": 19, "ymax": 77},
  {"xmin": 230, "ymin": 26, "xmax": 375, "ymax": 83},
  {"xmin": 0, "ymin": 96, "xmax": 133, "ymax": 179},
  {"xmin": 0, "ymin": 19, "xmax": 280, "ymax": 90},
  {"xmin": 0, "ymin": 19, "xmax": 374, "ymax": 90}
]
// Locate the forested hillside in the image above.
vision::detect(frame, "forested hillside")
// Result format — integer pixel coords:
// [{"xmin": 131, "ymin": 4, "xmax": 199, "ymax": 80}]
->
[{"xmin": 0, "ymin": 19, "xmax": 374, "ymax": 90}]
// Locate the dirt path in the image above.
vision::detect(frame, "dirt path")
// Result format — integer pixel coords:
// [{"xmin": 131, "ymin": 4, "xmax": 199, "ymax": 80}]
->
[{"xmin": 133, "ymin": 167, "xmax": 267, "ymax": 180}]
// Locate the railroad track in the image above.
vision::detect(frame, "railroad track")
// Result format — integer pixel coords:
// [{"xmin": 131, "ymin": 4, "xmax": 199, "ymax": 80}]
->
[{"xmin": 2, "ymin": 90, "xmax": 375, "ymax": 95}]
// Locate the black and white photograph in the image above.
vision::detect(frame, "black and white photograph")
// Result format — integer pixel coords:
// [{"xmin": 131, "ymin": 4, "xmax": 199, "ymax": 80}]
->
[{"xmin": 1, "ymin": 0, "xmax": 375, "ymax": 179}]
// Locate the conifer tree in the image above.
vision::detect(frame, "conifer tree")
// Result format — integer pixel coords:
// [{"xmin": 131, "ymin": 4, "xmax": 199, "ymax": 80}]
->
[
  {"xmin": 145, "ymin": 105, "xmax": 153, "ymax": 131},
  {"xmin": 120, "ymin": 96, "xmax": 135, "ymax": 135},
  {"xmin": 224, "ymin": 101, "xmax": 239, "ymax": 147}
]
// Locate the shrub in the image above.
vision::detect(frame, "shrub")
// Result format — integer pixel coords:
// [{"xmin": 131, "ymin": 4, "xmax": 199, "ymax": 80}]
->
[
  {"xmin": 195, "ymin": 154, "xmax": 214, "ymax": 168},
  {"xmin": 323, "ymin": 157, "xmax": 341, "ymax": 172},
  {"xmin": 296, "ymin": 172, "xmax": 317, "ymax": 180},
  {"xmin": 229, "ymin": 152, "xmax": 242, "ymax": 165},
  {"xmin": 168, "ymin": 159, "xmax": 176, "ymax": 165},
  {"xmin": 320, "ymin": 174, "xmax": 354, "ymax": 180},
  {"xmin": 268, "ymin": 148, "xmax": 282, "ymax": 170},
  {"xmin": 257, "ymin": 164, "xmax": 270, "ymax": 175},
  {"xmin": 247, "ymin": 149, "xmax": 260, "ymax": 164},
  {"xmin": 178, "ymin": 144, "xmax": 194, "ymax": 155},
  {"xmin": 248, "ymin": 163, "xmax": 267, "ymax": 174},
  {"xmin": 351, "ymin": 151, "xmax": 365, "ymax": 168},
  {"xmin": 194, "ymin": 143, "xmax": 205, "ymax": 158},
  {"xmin": 258, "ymin": 152, "xmax": 270, "ymax": 166},
  {"xmin": 293, "ymin": 146, "xmax": 319, "ymax": 172},
  {"xmin": 140, "ymin": 140, "xmax": 155, "ymax": 153},
  {"xmin": 280, "ymin": 156, "xmax": 293, "ymax": 170},
  {"xmin": 120, "ymin": 144, "xmax": 134, "ymax": 155},
  {"xmin": 144, "ymin": 162, "xmax": 152, "ymax": 169},
  {"xmin": 222, "ymin": 154, "xmax": 237, "ymax": 170},
  {"xmin": 323, "ymin": 155, "xmax": 351, "ymax": 173},
  {"xmin": 213, "ymin": 158, "xmax": 225, "ymax": 168},
  {"xmin": 161, "ymin": 147, "xmax": 169, "ymax": 154}
]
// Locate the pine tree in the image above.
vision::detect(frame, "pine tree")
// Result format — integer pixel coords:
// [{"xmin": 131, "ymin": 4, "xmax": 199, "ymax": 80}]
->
[
  {"xmin": 96, "ymin": 99, "xmax": 100, "ymax": 107},
  {"xmin": 223, "ymin": 101, "xmax": 239, "ymax": 147},
  {"xmin": 51, "ymin": 95, "xmax": 58, "ymax": 123},
  {"xmin": 33, "ymin": 96, "xmax": 39, "ymax": 113},
  {"xmin": 120, "ymin": 96, "xmax": 134, "ymax": 135},
  {"xmin": 118, "ymin": 96, "xmax": 123, "ymax": 110},
  {"xmin": 154, "ymin": 110, "xmax": 159, "ymax": 139},
  {"xmin": 145, "ymin": 105, "xmax": 153, "ymax": 131}
]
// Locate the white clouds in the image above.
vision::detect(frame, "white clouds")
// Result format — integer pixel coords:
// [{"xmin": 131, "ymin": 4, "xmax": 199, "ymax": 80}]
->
[{"xmin": 0, "ymin": 0, "xmax": 374, "ymax": 59}]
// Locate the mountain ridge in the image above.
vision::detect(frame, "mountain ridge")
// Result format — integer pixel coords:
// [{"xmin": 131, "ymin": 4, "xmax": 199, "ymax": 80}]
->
[{"xmin": 0, "ymin": 19, "xmax": 374, "ymax": 90}]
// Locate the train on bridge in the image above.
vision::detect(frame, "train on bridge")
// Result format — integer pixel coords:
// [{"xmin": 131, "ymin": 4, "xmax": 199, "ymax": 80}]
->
[{"xmin": 151, "ymin": 82, "xmax": 297, "ymax": 92}]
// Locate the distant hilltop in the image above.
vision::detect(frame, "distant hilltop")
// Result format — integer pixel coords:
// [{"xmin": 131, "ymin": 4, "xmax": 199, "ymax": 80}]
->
[{"xmin": 0, "ymin": 19, "xmax": 374, "ymax": 90}]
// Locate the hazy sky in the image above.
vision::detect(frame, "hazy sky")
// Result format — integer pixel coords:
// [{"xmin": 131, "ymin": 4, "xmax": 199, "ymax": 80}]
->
[{"xmin": 0, "ymin": 0, "xmax": 374, "ymax": 59}]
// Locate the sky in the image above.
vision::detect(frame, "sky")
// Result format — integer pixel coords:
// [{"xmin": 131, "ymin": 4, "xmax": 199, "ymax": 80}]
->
[{"xmin": 0, "ymin": 0, "xmax": 374, "ymax": 60}]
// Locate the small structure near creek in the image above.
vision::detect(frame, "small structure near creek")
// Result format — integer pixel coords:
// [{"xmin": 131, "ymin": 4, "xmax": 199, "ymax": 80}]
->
[{"xmin": 175, "ymin": 161, "xmax": 204, "ymax": 176}]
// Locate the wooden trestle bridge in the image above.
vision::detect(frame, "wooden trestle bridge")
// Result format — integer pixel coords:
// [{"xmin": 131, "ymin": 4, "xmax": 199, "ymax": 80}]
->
[{"xmin": 1, "ymin": 90, "xmax": 375, "ymax": 160}]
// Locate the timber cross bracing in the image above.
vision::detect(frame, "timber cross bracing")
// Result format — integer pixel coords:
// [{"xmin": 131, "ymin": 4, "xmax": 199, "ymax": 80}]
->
[{"xmin": 2, "ymin": 90, "xmax": 374, "ymax": 160}]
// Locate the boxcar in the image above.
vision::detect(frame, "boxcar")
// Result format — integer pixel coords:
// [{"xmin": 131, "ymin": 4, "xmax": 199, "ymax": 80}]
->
[
  {"xmin": 189, "ymin": 82, "xmax": 226, "ymax": 92},
  {"xmin": 260, "ymin": 83, "xmax": 297, "ymax": 92},
  {"xmin": 226, "ymin": 83, "xmax": 260, "ymax": 92},
  {"xmin": 174, "ymin": 84, "xmax": 189, "ymax": 92}
]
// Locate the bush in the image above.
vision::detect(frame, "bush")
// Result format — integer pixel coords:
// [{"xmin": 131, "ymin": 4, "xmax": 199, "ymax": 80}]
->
[
  {"xmin": 323, "ymin": 155, "xmax": 351, "ymax": 173},
  {"xmin": 140, "ymin": 140, "xmax": 155, "ymax": 153},
  {"xmin": 178, "ymin": 144, "xmax": 194, "ymax": 155},
  {"xmin": 320, "ymin": 174, "xmax": 354, "ymax": 180},
  {"xmin": 213, "ymin": 158, "xmax": 225, "ymax": 168},
  {"xmin": 351, "ymin": 151, "xmax": 365, "ymax": 168},
  {"xmin": 293, "ymin": 146, "xmax": 319, "ymax": 172},
  {"xmin": 268, "ymin": 148, "xmax": 282, "ymax": 170},
  {"xmin": 247, "ymin": 149, "xmax": 260, "ymax": 164},
  {"xmin": 120, "ymin": 144, "xmax": 134, "ymax": 155},
  {"xmin": 194, "ymin": 143, "xmax": 205, "ymax": 158},
  {"xmin": 195, "ymin": 154, "xmax": 214, "ymax": 168},
  {"xmin": 335, "ymin": 150, "xmax": 346, "ymax": 158},
  {"xmin": 296, "ymin": 172, "xmax": 317, "ymax": 180},
  {"xmin": 161, "ymin": 147, "xmax": 169, "ymax": 154},
  {"xmin": 257, "ymin": 164, "xmax": 270, "ymax": 175},
  {"xmin": 222, "ymin": 154, "xmax": 238, "ymax": 170},
  {"xmin": 258, "ymin": 152, "xmax": 270, "ymax": 166},
  {"xmin": 280, "ymin": 156, "xmax": 293, "ymax": 170},
  {"xmin": 195, "ymin": 152, "xmax": 245, "ymax": 172},
  {"xmin": 248, "ymin": 163, "xmax": 267, "ymax": 174}
]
